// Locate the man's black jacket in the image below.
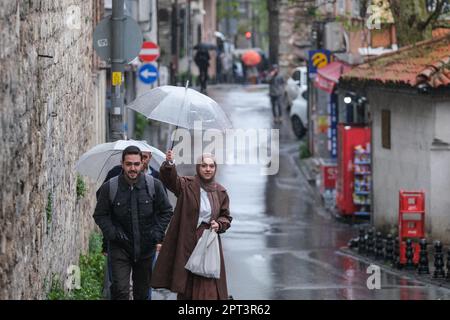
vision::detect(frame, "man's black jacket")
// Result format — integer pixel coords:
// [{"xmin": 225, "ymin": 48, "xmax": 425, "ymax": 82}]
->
[
  {"xmin": 96, "ymin": 165, "xmax": 161, "ymax": 199},
  {"xmin": 93, "ymin": 173, "xmax": 173, "ymax": 260}
]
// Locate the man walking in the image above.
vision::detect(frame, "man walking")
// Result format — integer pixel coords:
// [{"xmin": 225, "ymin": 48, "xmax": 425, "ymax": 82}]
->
[
  {"xmin": 94, "ymin": 146, "xmax": 173, "ymax": 300},
  {"xmin": 194, "ymin": 47, "xmax": 210, "ymax": 94},
  {"xmin": 268, "ymin": 64, "xmax": 285, "ymax": 124}
]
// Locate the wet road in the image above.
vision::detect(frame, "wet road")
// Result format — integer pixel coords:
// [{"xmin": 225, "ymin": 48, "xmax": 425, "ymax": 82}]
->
[
  {"xmin": 207, "ymin": 84, "xmax": 450, "ymax": 300},
  {"xmin": 153, "ymin": 84, "xmax": 450, "ymax": 300}
]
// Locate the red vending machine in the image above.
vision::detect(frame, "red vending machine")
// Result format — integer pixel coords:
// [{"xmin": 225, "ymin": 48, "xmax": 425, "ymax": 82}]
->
[
  {"xmin": 398, "ymin": 190, "xmax": 425, "ymax": 265},
  {"xmin": 336, "ymin": 124, "xmax": 371, "ymax": 216}
]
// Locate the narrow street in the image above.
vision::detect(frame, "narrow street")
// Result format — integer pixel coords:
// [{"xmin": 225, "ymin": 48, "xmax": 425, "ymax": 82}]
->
[
  {"xmin": 194, "ymin": 84, "xmax": 450, "ymax": 300},
  {"xmin": 5, "ymin": 0, "xmax": 450, "ymax": 303}
]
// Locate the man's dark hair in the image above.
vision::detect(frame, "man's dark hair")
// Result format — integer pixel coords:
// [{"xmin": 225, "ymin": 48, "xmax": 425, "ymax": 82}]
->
[{"xmin": 122, "ymin": 145, "xmax": 142, "ymax": 162}]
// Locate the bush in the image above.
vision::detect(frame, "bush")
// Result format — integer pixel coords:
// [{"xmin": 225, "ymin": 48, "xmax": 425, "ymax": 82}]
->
[
  {"xmin": 299, "ymin": 142, "xmax": 311, "ymax": 159},
  {"xmin": 47, "ymin": 233, "xmax": 106, "ymax": 300},
  {"xmin": 76, "ymin": 174, "xmax": 86, "ymax": 199},
  {"xmin": 135, "ymin": 113, "xmax": 148, "ymax": 140}
]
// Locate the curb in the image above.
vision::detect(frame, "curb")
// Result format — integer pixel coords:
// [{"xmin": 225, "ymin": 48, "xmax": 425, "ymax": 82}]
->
[{"xmin": 340, "ymin": 247, "xmax": 450, "ymax": 290}]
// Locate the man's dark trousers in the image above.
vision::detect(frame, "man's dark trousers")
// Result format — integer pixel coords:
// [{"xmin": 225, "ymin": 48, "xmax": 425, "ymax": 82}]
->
[
  {"xmin": 270, "ymin": 95, "xmax": 282, "ymax": 118},
  {"xmin": 109, "ymin": 243, "xmax": 154, "ymax": 300}
]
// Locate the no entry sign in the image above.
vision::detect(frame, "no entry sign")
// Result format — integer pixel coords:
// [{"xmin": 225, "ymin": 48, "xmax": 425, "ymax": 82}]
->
[{"xmin": 139, "ymin": 41, "xmax": 160, "ymax": 62}]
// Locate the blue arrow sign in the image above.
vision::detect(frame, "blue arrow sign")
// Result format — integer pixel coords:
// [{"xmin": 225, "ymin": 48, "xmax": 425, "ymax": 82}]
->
[{"xmin": 138, "ymin": 64, "xmax": 159, "ymax": 84}]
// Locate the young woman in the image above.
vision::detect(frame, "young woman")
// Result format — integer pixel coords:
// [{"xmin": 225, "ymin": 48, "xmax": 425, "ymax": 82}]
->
[{"xmin": 151, "ymin": 151, "xmax": 232, "ymax": 300}]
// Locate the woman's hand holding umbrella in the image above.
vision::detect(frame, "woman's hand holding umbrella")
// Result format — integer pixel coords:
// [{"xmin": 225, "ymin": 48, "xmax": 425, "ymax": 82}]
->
[{"xmin": 166, "ymin": 150, "xmax": 174, "ymax": 163}]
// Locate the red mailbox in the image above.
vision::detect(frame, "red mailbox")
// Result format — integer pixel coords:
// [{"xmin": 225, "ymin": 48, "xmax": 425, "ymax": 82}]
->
[{"xmin": 398, "ymin": 190, "xmax": 425, "ymax": 265}]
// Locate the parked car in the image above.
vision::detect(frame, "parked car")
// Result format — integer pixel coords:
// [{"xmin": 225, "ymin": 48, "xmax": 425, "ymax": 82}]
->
[
  {"xmin": 285, "ymin": 66, "xmax": 307, "ymax": 110},
  {"xmin": 290, "ymin": 87, "xmax": 308, "ymax": 139}
]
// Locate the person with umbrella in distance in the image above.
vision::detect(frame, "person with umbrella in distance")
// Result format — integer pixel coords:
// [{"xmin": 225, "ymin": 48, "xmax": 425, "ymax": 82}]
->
[
  {"xmin": 151, "ymin": 150, "xmax": 232, "ymax": 300},
  {"xmin": 267, "ymin": 64, "xmax": 285, "ymax": 124},
  {"xmin": 194, "ymin": 46, "xmax": 211, "ymax": 94},
  {"xmin": 93, "ymin": 146, "xmax": 173, "ymax": 300}
]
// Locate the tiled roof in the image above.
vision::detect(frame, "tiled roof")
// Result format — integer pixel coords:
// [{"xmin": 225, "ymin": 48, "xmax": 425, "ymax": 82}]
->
[{"xmin": 341, "ymin": 36, "xmax": 450, "ymax": 88}]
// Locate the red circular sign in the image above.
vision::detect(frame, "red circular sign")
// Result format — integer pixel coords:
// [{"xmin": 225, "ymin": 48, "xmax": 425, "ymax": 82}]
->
[{"xmin": 139, "ymin": 41, "xmax": 160, "ymax": 62}]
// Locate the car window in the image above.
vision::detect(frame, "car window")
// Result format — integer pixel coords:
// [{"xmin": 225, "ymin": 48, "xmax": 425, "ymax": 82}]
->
[
  {"xmin": 301, "ymin": 90, "xmax": 308, "ymax": 101},
  {"xmin": 292, "ymin": 70, "xmax": 301, "ymax": 82},
  {"xmin": 301, "ymin": 70, "xmax": 307, "ymax": 86}
]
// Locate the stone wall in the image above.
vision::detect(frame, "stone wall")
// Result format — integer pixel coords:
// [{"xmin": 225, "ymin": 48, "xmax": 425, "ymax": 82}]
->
[
  {"xmin": 0, "ymin": 0, "xmax": 105, "ymax": 299},
  {"xmin": 279, "ymin": 0, "xmax": 315, "ymax": 76}
]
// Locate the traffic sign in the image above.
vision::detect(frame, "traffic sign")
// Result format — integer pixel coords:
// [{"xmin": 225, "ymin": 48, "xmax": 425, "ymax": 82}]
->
[
  {"xmin": 138, "ymin": 64, "xmax": 159, "ymax": 84},
  {"xmin": 139, "ymin": 41, "xmax": 160, "ymax": 62},
  {"xmin": 308, "ymin": 50, "xmax": 330, "ymax": 75},
  {"xmin": 93, "ymin": 15, "xmax": 143, "ymax": 63}
]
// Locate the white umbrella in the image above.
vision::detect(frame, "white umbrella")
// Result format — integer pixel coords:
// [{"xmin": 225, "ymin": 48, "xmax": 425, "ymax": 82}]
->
[
  {"xmin": 75, "ymin": 140, "xmax": 165, "ymax": 183},
  {"xmin": 126, "ymin": 84, "xmax": 233, "ymax": 131}
]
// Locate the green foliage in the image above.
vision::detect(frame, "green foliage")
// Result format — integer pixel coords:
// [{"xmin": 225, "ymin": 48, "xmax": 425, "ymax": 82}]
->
[
  {"xmin": 47, "ymin": 275, "xmax": 67, "ymax": 300},
  {"xmin": 46, "ymin": 192, "xmax": 53, "ymax": 233},
  {"xmin": 390, "ymin": 0, "xmax": 443, "ymax": 46},
  {"xmin": 47, "ymin": 232, "xmax": 106, "ymax": 300},
  {"xmin": 76, "ymin": 174, "xmax": 86, "ymax": 199},
  {"xmin": 299, "ymin": 142, "xmax": 311, "ymax": 159},
  {"xmin": 217, "ymin": 0, "xmax": 240, "ymax": 20},
  {"xmin": 135, "ymin": 113, "xmax": 148, "ymax": 140}
]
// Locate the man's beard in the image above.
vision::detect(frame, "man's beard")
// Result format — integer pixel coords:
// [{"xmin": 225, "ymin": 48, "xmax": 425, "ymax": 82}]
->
[{"xmin": 126, "ymin": 170, "xmax": 139, "ymax": 181}]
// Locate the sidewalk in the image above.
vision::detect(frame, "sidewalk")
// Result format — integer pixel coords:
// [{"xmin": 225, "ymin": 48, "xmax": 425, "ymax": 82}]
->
[
  {"xmin": 294, "ymin": 154, "xmax": 450, "ymax": 291},
  {"xmin": 295, "ymin": 155, "xmax": 350, "ymax": 222},
  {"xmin": 340, "ymin": 246, "xmax": 450, "ymax": 291}
]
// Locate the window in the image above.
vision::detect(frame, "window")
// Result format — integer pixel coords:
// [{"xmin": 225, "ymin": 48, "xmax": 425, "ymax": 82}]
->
[
  {"xmin": 292, "ymin": 70, "xmax": 301, "ymax": 82},
  {"xmin": 352, "ymin": 0, "xmax": 361, "ymax": 18},
  {"xmin": 381, "ymin": 109, "xmax": 391, "ymax": 149},
  {"xmin": 337, "ymin": 0, "xmax": 346, "ymax": 15}
]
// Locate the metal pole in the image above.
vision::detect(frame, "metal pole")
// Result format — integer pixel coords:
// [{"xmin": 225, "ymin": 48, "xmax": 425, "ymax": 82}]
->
[
  {"xmin": 111, "ymin": 0, "xmax": 126, "ymax": 140},
  {"xmin": 187, "ymin": 0, "xmax": 192, "ymax": 85}
]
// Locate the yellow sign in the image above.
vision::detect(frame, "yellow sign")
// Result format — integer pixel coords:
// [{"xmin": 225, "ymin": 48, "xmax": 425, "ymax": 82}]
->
[
  {"xmin": 312, "ymin": 52, "xmax": 329, "ymax": 69},
  {"xmin": 317, "ymin": 116, "xmax": 329, "ymax": 134},
  {"xmin": 112, "ymin": 72, "xmax": 122, "ymax": 86}
]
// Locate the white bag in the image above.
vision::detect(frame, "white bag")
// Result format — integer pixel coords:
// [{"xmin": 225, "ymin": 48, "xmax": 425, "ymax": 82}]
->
[{"xmin": 185, "ymin": 229, "xmax": 221, "ymax": 279}]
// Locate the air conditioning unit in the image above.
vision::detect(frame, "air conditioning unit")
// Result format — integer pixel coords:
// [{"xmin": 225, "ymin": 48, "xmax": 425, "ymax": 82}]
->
[{"xmin": 324, "ymin": 22, "xmax": 346, "ymax": 52}]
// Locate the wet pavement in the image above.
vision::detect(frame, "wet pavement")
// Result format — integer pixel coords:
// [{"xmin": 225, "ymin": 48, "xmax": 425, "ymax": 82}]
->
[{"xmin": 154, "ymin": 84, "xmax": 450, "ymax": 300}]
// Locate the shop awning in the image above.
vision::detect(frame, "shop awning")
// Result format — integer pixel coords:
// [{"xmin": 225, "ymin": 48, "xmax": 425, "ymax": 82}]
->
[{"xmin": 314, "ymin": 61, "xmax": 351, "ymax": 93}]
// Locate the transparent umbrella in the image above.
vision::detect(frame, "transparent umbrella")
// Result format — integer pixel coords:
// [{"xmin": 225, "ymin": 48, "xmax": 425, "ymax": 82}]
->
[
  {"xmin": 75, "ymin": 140, "xmax": 165, "ymax": 184},
  {"xmin": 126, "ymin": 84, "xmax": 233, "ymax": 131}
]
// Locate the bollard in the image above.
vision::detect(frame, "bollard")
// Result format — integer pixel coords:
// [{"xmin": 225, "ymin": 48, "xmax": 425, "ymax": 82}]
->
[
  {"xmin": 367, "ymin": 228, "xmax": 375, "ymax": 256},
  {"xmin": 446, "ymin": 249, "xmax": 450, "ymax": 281},
  {"xmin": 358, "ymin": 228, "xmax": 366, "ymax": 255},
  {"xmin": 433, "ymin": 241, "xmax": 446, "ymax": 279},
  {"xmin": 394, "ymin": 238, "xmax": 402, "ymax": 269},
  {"xmin": 375, "ymin": 232, "xmax": 384, "ymax": 259},
  {"xmin": 405, "ymin": 239, "xmax": 415, "ymax": 270},
  {"xmin": 385, "ymin": 234, "xmax": 394, "ymax": 264},
  {"xmin": 417, "ymin": 238, "xmax": 430, "ymax": 275}
]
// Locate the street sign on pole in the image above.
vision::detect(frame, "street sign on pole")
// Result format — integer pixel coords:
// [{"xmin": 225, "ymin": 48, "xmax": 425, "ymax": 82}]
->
[
  {"xmin": 139, "ymin": 41, "xmax": 160, "ymax": 62},
  {"xmin": 308, "ymin": 50, "xmax": 331, "ymax": 75},
  {"xmin": 138, "ymin": 64, "xmax": 159, "ymax": 84},
  {"xmin": 93, "ymin": 15, "xmax": 143, "ymax": 64},
  {"xmin": 93, "ymin": 0, "xmax": 143, "ymax": 141}
]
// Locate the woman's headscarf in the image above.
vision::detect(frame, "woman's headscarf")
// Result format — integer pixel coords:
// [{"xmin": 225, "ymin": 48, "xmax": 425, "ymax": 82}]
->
[{"xmin": 195, "ymin": 153, "xmax": 217, "ymax": 192}]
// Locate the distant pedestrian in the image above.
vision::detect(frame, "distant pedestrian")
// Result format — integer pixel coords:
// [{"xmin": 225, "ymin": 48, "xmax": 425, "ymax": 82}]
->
[
  {"xmin": 93, "ymin": 146, "xmax": 173, "ymax": 300},
  {"xmin": 194, "ymin": 47, "xmax": 211, "ymax": 94},
  {"xmin": 267, "ymin": 64, "xmax": 285, "ymax": 124},
  {"xmin": 151, "ymin": 151, "xmax": 232, "ymax": 300}
]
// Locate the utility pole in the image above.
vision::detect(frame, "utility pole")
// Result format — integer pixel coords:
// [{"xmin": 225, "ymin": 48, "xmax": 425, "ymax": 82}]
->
[
  {"xmin": 171, "ymin": 0, "xmax": 180, "ymax": 85},
  {"xmin": 110, "ymin": 0, "xmax": 126, "ymax": 140},
  {"xmin": 267, "ymin": 0, "xmax": 280, "ymax": 65},
  {"xmin": 187, "ymin": 0, "xmax": 192, "ymax": 85}
]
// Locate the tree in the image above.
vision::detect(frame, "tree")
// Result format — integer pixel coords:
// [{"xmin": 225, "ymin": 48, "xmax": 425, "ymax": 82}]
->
[
  {"xmin": 267, "ymin": 0, "xmax": 280, "ymax": 64},
  {"xmin": 390, "ymin": 0, "xmax": 449, "ymax": 46}
]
